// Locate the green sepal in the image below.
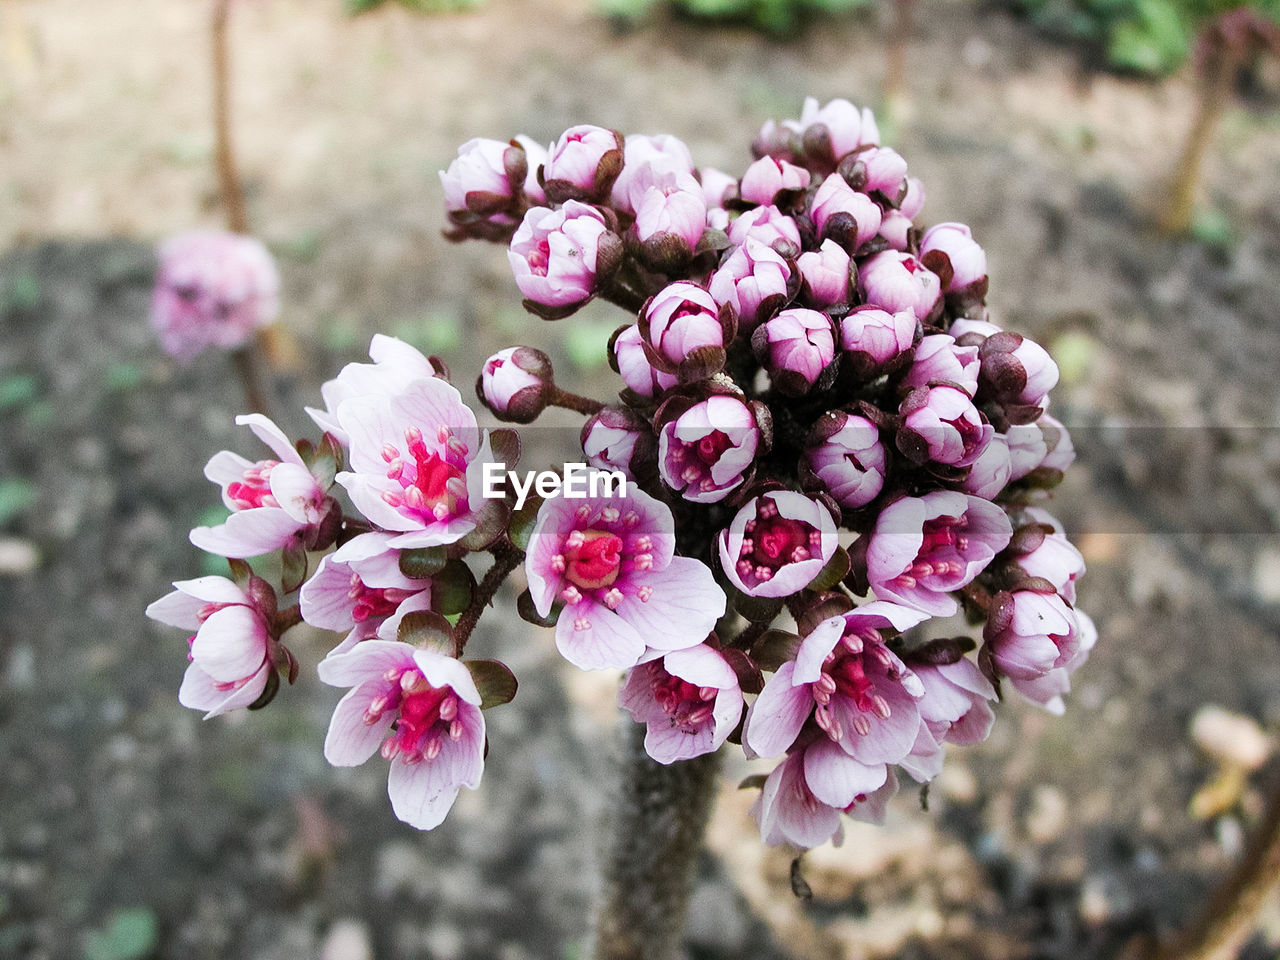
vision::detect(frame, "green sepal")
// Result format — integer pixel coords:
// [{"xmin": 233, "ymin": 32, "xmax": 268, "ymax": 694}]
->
[
  {"xmin": 507, "ymin": 495, "xmax": 545, "ymax": 552},
  {"xmin": 247, "ymin": 668, "xmax": 281, "ymax": 711},
  {"xmin": 465, "ymin": 659, "xmax": 518, "ymax": 710},
  {"xmin": 400, "ymin": 546, "xmax": 448, "ymax": 580},
  {"xmin": 281, "ymin": 541, "xmax": 308, "ymax": 594},
  {"xmin": 517, "ymin": 588, "xmax": 558, "ymax": 627},
  {"xmin": 396, "ymin": 610, "xmax": 455, "ymax": 654},
  {"xmin": 227, "ymin": 557, "xmax": 254, "ymax": 591},
  {"xmin": 433, "ymin": 559, "xmax": 477, "ymax": 616},
  {"xmin": 805, "ymin": 545, "xmax": 850, "ymax": 594},
  {"xmin": 454, "ymin": 499, "xmax": 508, "ymax": 553},
  {"xmin": 732, "ymin": 589, "xmax": 784, "ymax": 624},
  {"xmin": 750, "ymin": 629, "xmax": 802, "ymax": 672},
  {"xmin": 488, "ymin": 428, "xmax": 521, "ymax": 471}
]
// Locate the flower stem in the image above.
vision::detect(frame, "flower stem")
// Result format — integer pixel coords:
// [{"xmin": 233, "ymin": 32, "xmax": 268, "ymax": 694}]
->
[
  {"xmin": 452, "ymin": 544, "xmax": 524, "ymax": 656},
  {"xmin": 230, "ymin": 342, "xmax": 269, "ymax": 414},
  {"xmin": 1143, "ymin": 772, "xmax": 1280, "ymax": 960},
  {"xmin": 211, "ymin": 0, "xmax": 248, "ymax": 235},
  {"xmin": 548, "ymin": 386, "xmax": 606, "ymax": 417},
  {"xmin": 1158, "ymin": 42, "xmax": 1232, "ymax": 235},
  {"xmin": 591, "ymin": 721, "xmax": 722, "ymax": 960}
]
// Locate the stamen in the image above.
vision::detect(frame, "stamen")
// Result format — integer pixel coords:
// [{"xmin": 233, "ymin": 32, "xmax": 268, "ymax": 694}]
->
[
  {"xmin": 602, "ymin": 588, "xmax": 624, "ymax": 610},
  {"xmin": 573, "ymin": 616, "xmax": 591, "ymax": 632},
  {"xmin": 600, "ymin": 507, "xmax": 620, "ymax": 524},
  {"xmin": 637, "ymin": 586, "xmax": 653, "ymax": 602},
  {"xmin": 550, "ymin": 554, "xmax": 566, "ymax": 573}
]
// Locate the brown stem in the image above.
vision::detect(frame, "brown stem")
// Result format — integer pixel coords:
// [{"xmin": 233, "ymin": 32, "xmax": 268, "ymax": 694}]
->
[
  {"xmin": 451, "ymin": 544, "xmax": 524, "ymax": 655},
  {"xmin": 230, "ymin": 343, "xmax": 269, "ymax": 414},
  {"xmin": 591, "ymin": 721, "xmax": 722, "ymax": 960},
  {"xmin": 1145, "ymin": 772, "xmax": 1280, "ymax": 960},
  {"xmin": 883, "ymin": 0, "xmax": 917, "ymax": 106},
  {"xmin": 211, "ymin": 0, "xmax": 248, "ymax": 234},
  {"xmin": 1159, "ymin": 48, "xmax": 1233, "ymax": 235},
  {"xmin": 548, "ymin": 386, "xmax": 606, "ymax": 417}
]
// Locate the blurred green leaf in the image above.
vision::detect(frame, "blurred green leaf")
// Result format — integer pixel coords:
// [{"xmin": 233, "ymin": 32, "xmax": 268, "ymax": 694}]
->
[
  {"xmin": 83, "ymin": 907, "xmax": 158, "ymax": 960},
  {"xmin": 0, "ymin": 373, "xmax": 39, "ymax": 411},
  {"xmin": 105, "ymin": 362, "xmax": 143, "ymax": 392},
  {"xmin": 563, "ymin": 320, "xmax": 616, "ymax": 372},
  {"xmin": 1190, "ymin": 207, "xmax": 1234, "ymax": 251},
  {"xmin": 0, "ymin": 479, "xmax": 37, "ymax": 526},
  {"xmin": 2, "ymin": 273, "xmax": 40, "ymax": 313}
]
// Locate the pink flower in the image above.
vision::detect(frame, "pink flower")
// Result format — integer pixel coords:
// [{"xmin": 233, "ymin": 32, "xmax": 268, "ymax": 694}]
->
[
  {"xmin": 619, "ymin": 644, "xmax": 744, "ymax": 764},
  {"xmin": 699, "ymin": 166, "xmax": 738, "ymax": 210},
  {"xmin": 634, "ymin": 174, "xmax": 707, "ymax": 251},
  {"xmin": 508, "ymin": 201, "xmax": 613, "ymax": 310},
  {"xmin": 525, "ymin": 484, "xmax": 726, "ymax": 671},
  {"xmin": 146, "ymin": 575, "xmax": 273, "ymax": 718},
  {"xmin": 611, "ymin": 134, "xmax": 696, "ymax": 216},
  {"xmin": 718, "ymin": 491, "xmax": 837, "ymax": 598},
  {"xmin": 985, "ymin": 587, "xmax": 1082, "ymax": 681},
  {"xmin": 804, "ymin": 412, "xmax": 886, "ymax": 509},
  {"xmin": 858, "ymin": 251, "xmax": 941, "ymax": 320},
  {"xmin": 1007, "ymin": 610, "xmax": 1095, "ymax": 715},
  {"xmin": 795, "ymin": 97, "xmax": 880, "ymax": 164},
  {"xmin": 961, "ymin": 432, "xmax": 1012, "ymax": 500},
  {"xmin": 708, "ymin": 238, "xmax": 791, "ymax": 331},
  {"xmin": 1006, "ymin": 413, "xmax": 1075, "ymax": 480},
  {"xmin": 854, "ymin": 146, "xmax": 909, "ymax": 200},
  {"xmin": 300, "ymin": 532, "xmax": 431, "ymax": 655},
  {"xmin": 921, "ymin": 222, "xmax": 987, "ymax": 292},
  {"xmin": 796, "ymin": 239, "xmax": 851, "ymax": 308},
  {"xmin": 541, "ymin": 124, "xmax": 624, "ymax": 201},
  {"xmin": 756, "ymin": 308, "xmax": 835, "ymax": 395},
  {"xmin": 912, "ymin": 657, "xmax": 996, "ymax": 747},
  {"xmin": 581, "ymin": 406, "xmax": 653, "ymax": 481},
  {"xmin": 726, "ymin": 205, "xmax": 802, "ymax": 253},
  {"xmin": 478, "ymin": 346, "xmax": 552, "ymax": 423},
  {"xmin": 752, "ymin": 744, "xmax": 890, "ymax": 848},
  {"xmin": 839, "ymin": 306, "xmax": 917, "ymax": 370},
  {"xmin": 439, "ymin": 136, "xmax": 545, "ymax": 218},
  {"xmin": 978, "ymin": 332, "xmax": 1060, "ymax": 413},
  {"xmin": 1009, "ymin": 515, "xmax": 1085, "ymax": 603},
  {"xmin": 612, "ymin": 324, "xmax": 678, "ymax": 398},
  {"xmin": 190, "ymin": 413, "xmax": 333, "ymax": 558},
  {"xmin": 658, "ymin": 396, "xmax": 759, "ymax": 503},
  {"xmin": 739, "ymin": 156, "xmax": 810, "ymax": 206},
  {"xmin": 897, "ymin": 384, "xmax": 993, "ymax": 468},
  {"xmin": 318, "ymin": 640, "xmax": 484, "ymax": 830},
  {"xmin": 307, "ymin": 334, "xmax": 441, "ymax": 443},
  {"xmin": 152, "ymin": 229, "xmax": 279, "ymax": 362},
  {"xmin": 809, "ymin": 174, "xmax": 883, "ymax": 254},
  {"xmin": 746, "ymin": 601, "xmax": 928, "ymax": 765},
  {"xmin": 899, "ymin": 176, "xmax": 926, "ymax": 219},
  {"xmin": 866, "ymin": 491, "xmax": 1013, "ymax": 616},
  {"xmin": 335, "ymin": 377, "xmax": 495, "ymax": 549},
  {"xmin": 639, "ymin": 282, "xmax": 725, "ymax": 376},
  {"xmin": 901, "ymin": 334, "xmax": 980, "ymax": 397},
  {"xmin": 878, "ymin": 210, "xmax": 914, "ymax": 251}
]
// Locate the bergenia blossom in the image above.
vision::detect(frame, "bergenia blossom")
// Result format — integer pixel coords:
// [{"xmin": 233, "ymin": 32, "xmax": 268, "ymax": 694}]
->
[
  {"xmin": 319, "ymin": 640, "xmax": 484, "ymax": 830},
  {"xmin": 307, "ymin": 334, "xmax": 441, "ymax": 442},
  {"xmin": 146, "ymin": 575, "xmax": 273, "ymax": 718},
  {"xmin": 335, "ymin": 377, "xmax": 496, "ymax": 549},
  {"xmin": 619, "ymin": 644, "xmax": 744, "ymax": 764},
  {"xmin": 190, "ymin": 413, "xmax": 332, "ymax": 558},
  {"xmin": 658, "ymin": 396, "xmax": 759, "ymax": 504},
  {"xmin": 525, "ymin": 484, "xmax": 726, "ymax": 671},
  {"xmin": 718, "ymin": 491, "xmax": 837, "ymax": 598}
]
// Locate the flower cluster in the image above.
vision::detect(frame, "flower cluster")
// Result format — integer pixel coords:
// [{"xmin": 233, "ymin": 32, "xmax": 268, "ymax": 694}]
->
[{"xmin": 151, "ymin": 98, "xmax": 1090, "ymax": 849}]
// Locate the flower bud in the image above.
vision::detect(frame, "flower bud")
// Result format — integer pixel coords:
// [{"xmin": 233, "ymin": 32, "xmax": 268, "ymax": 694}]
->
[
  {"xmin": 739, "ymin": 156, "xmax": 810, "ymax": 206},
  {"xmin": 795, "ymin": 96, "xmax": 879, "ymax": 168},
  {"xmin": 961, "ymin": 432, "xmax": 1012, "ymax": 499},
  {"xmin": 985, "ymin": 588, "xmax": 1081, "ymax": 681},
  {"xmin": 639, "ymin": 282, "xmax": 726, "ymax": 380},
  {"xmin": 708, "ymin": 238, "xmax": 791, "ymax": 332},
  {"xmin": 612, "ymin": 324, "xmax": 679, "ymax": 398},
  {"xmin": 718, "ymin": 491, "xmax": 837, "ymax": 598},
  {"xmin": 809, "ymin": 174, "xmax": 883, "ymax": 254},
  {"xmin": 699, "ymin": 166, "xmax": 738, "ymax": 210},
  {"xmin": 611, "ymin": 133, "xmax": 696, "ymax": 216},
  {"xmin": 804, "ymin": 412, "xmax": 886, "ymax": 509},
  {"xmin": 658, "ymin": 396, "xmax": 760, "ymax": 503},
  {"xmin": 858, "ymin": 251, "xmax": 941, "ymax": 320},
  {"xmin": 754, "ymin": 308, "xmax": 835, "ymax": 396},
  {"xmin": 541, "ymin": 124, "xmax": 624, "ymax": 203},
  {"xmin": 581, "ymin": 406, "xmax": 654, "ymax": 482},
  {"xmin": 897, "ymin": 384, "xmax": 992, "ymax": 468},
  {"xmin": 878, "ymin": 210, "xmax": 914, "ymax": 251},
  {"xmin": 634, "ymin": 174, "xmax": 707, "ymax": 266},
  {"xmin": 152, "ymin": 229, "xmax": 280, "ymax": 362},
  {"xmin": 1006, "ymin": 413, "xmax": 1074, "ymax": 481},
  {"xmin": 508, "ymin": 201, "xmax": 617, "ymax": 314},
  {"xmin": 920, "ymin": 222, "xmax": 987, "ymax": 293},
  {"xmin": 978, "ymin": 332, "xmax": 1059, "ymax": 416},
  {"xmin": 839, "ymin": 305, "xmax": 917, "ymax": 373},
  {"xmin": 901, "ymin": 334, "xmax": 980, "ymax": 396},
  {"xmin": 842, "ymin": 145, "xmax": 908, "ymax": 201},
  {"xmin": 727, "ymin": 205, "xmax": 802, "ymax": 254},
  {"xmin": 796, "ymin": 239, "xmax": 851, "ymax": 308},
  {"xmin": 899, "ymin": 176, "xmax": 926, "ymax": 219},
  {"xmin": 476, "ymin": 346, "xmax": 552, "ymax": 423}
]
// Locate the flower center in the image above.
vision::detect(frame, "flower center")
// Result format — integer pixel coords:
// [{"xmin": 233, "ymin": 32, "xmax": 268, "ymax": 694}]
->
[
  {"xmin": 811, "ymin": 633, "xmax": 896, "ymax": 741},
  {"xmin": 564, "ymin": 530, "xmax": 624, "ymax": 590},
  {"xmin": 365, "ymin": 667, "xmax": 463, "ymax": 765},
  {"xmin": 892, "ymin": 514, "xmax": 968, "ymax": 588},
  {"xmin": 651, "ymin": 670, "xmax": 717, "ymax": 731},
  {"xmin": 695, "ymin": 430, "xmax": 732, "ymax": 466},
  {"xmin": 734, "ymin": 498, "xmax": 824, "ymax": 588},
  {"xmin": 529, "ymin": 238, "xmax": 551, "ymax": 277},
  {"xmin": 380, "ymin": 425, "xmax": 470, "ymax": 524},
  {"xmin": 227, "ymin": 461, "xmax": 280, "ymax": 509},
  {"xmin": 348, "ymin": 574, "xmax": 414, "ymax": 623}
]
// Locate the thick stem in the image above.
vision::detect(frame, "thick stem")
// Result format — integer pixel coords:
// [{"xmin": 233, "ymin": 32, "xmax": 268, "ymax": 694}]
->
[
  {"xmin": 211, "ymin": 0, "xmax": 249, "ymax": 235},
  {"xmin": 230, "ymin": 343, "xmax": 269, "ymax": 414},
  {"xmin": 591, "ymin": 722, "xmax": 722, "ymax": 960},
  {"xmin": 883, "ymin": 0, "xmax": 916, "ymax": 107},
  {"xmin": 1146, "ymin": 772, "xmax": 1280, "ymax": 960},
  {"xmin": 548, "ymin": 386, "xmax": 606, "ymax": 417},
  {"xmin": 452, "ymin": 544, "xmax": 524, "ymax": 655}
]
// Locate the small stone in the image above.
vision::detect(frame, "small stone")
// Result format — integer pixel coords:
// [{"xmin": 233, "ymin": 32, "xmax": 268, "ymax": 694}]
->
[
  {"xmin": 1191, "ymin": 705, "xmax": 1273, "ymax": 770},
  {"xmin": 936, "ymin": 762, "xmax": 977, "ymax": 803},
  {"xmin": 1254, "ymin": 548, "xmax": 1280, "ymax": 603},
  {"xmin": 0, "ymin": 539, "xmax": 39, "ymax": 576},
  {"xmin": 319, "ymin": 920, "xmax": 373, "ymax": 960},
  {"xmin": 1024, "ymin": 785, "xmax": 1069, "ymax": 844}
]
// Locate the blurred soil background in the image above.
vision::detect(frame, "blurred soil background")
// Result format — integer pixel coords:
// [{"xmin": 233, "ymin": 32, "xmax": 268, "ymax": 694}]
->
[{"xmin": 3, "ymin": 0, "xmax": 1280, "ymax": 958}]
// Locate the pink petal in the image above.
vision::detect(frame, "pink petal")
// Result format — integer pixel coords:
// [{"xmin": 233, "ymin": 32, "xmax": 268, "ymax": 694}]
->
[
  {"xmin": 744, "ymin": 662, "xmax": 810, "ymax": 759},
  {"xmin": 412, "ymin": 649, "xmax": 481, "ymax": 707},
  {"xmin": 236, "ymin": 413, "xmax": 303, "ymax": 465},
  {"xmin": 802, "ymin": 739, "xmax": 888, "ymax": 807},
  {"xmin": 324, "ymin": 682, "xmax": 395, "ymax": 766},
  {"xmin": 645, "ymin": 717, "xmax": 714, "ymax": 764},
  {"xmin": 190, "ymin": 605, "xmax": 267, "ymax": 683},
  {"xmin": 299, "ymin": 554, "xmax": 360, "ymax": 631},
  {"xmin": 614, "ymin": 559, "xmax": 724, "ymax": 650},
  {"xmin": 663, "ymin": 644, "xmax": 735, "ymax": 689},
  {"xmin": 555, "ymin": 602, "xmax": 648, "ymax": 671},
  {"xmin": 268, "ymin": 462, "xmax": 324, "ymax": 524},
  {"xmin": 318, "ymin": 639, "xmax": 417, "ymax": 687},
  {"xmin": 386, "ymin": 713, "xmax": 484, "ymax": 830},
  {"xmin": 179, "ymin": 661, "xmax": 271, "ymax": 717},
  {"xmin": 793, "ymin": 617, "xmax": 845, "ymax": 684},
  {"xmin": 146, "ymin": 588, "xmax": 207, "ymax": 630},
  {"xmin": 189, "ymin": 508, "xmax": 303, "ymax": 558}
]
